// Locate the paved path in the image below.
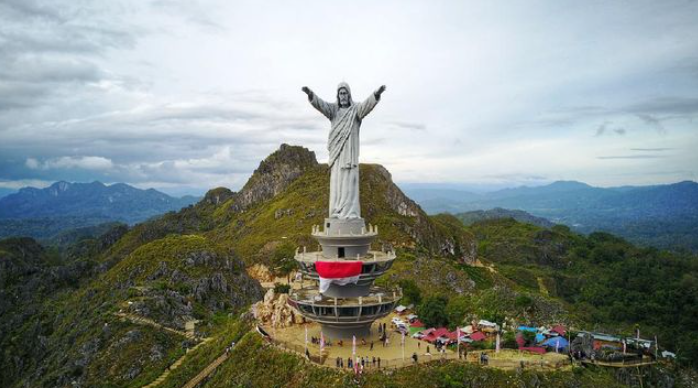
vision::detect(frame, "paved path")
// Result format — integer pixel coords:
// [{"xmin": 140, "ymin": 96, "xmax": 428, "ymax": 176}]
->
[
  {"xmin": 180, "ymin": 352, "xmax": 229, "ymax": 388},
  {"xmin": 114, "ymin": 312, "xmax": 194, "ymax": 339},
  {"xmin": 141, "ymin": 337, "xmax": 214, "ymax": 388},
  {"xmin": 113, "ymin": 312, "xmax": 218, "ymax": 388},
  {"xmin": 581, "ymin": 358, "xmax": 656, "ymax": 368},
  {"xmin": 537, "ymin": 277, "xmax": 549, "ymax": 296}
]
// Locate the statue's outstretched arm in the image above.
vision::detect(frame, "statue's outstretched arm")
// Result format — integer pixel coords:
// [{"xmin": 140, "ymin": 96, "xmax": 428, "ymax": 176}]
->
[
  {"xmin": 357, "ymin": 85, "xmax": 386, "ymax": 119},
  {"xmin": 302, "ymin": 86, "xmax": 334, "ymax": 120}
]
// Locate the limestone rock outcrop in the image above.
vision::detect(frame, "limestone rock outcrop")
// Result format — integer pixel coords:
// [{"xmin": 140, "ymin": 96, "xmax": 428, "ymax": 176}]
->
[
  {"xmin": 247, "ymin": 264, "xmax": 274, "ymax": 283},
  {"xmin": 253, "ymin": 289, "xmax": 305, "ymax": 328}
]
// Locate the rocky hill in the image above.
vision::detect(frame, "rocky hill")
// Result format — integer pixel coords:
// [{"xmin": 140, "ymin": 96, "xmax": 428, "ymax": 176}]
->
[
  {"xmin": 455, "ymin": 207, "xmax": 555, "ymax": 228},
  {"xmin": 0, "ymin": 144, "xmax": 480, "ymax": 388},
  {"xmin": 1, "ymin": 144, "xmax": 696, "ymax": 387}
]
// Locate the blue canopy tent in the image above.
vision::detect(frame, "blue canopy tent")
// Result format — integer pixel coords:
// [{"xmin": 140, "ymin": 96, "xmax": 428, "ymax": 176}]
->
[
  {"xmin": 535, "ymin": 333, "xmax": 546, "ymax": 343},
  {"xmin": 517, "ymin": 326, "xmax": 538, "ymax": 333},
  {"xmin": 542, "ymin": 336, "xmax": 569, "ymax": 350}
]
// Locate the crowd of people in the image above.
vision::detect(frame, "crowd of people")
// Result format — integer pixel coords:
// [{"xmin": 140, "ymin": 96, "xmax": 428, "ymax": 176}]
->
[{"xmin": 335, "ymin": 356, "xmax": 382, "ymax": 370}]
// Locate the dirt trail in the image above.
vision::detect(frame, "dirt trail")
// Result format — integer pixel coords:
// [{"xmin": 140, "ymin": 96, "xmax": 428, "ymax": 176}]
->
[{"xmin": 537, "ymin": 277, "xmax": 549, "ymax": 296}]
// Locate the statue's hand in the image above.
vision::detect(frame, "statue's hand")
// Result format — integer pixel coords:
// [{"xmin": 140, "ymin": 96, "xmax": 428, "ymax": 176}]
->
[
  {"xmin": 302, "ymin": 86, "xmax": 313, "ymax": 99},
  {"xmin": 374, "ymin": 85, "xmax": 386, "ymax": 100}
]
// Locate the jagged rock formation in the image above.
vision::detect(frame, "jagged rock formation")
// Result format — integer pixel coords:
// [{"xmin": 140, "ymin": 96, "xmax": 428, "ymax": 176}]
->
[
  {"xmin": 232, "ymin": 144, "xmax": 318, "ymax": 212},
  {"xmin": 203, "ymin": 187, "xmax": 236, "ymax": 206},
  {"xmin": 247, "ymin": 263, "xmax": 274, "ymax": 282},
  {"xmin": 252, "ymin": 289, "xmax": 305, "ymax": 328}
]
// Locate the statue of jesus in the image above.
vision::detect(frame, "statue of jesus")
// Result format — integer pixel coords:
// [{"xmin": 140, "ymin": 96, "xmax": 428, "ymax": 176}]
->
[{"xmin": 302, "ymin": 83, "xmax": 386, "ymax": 220}]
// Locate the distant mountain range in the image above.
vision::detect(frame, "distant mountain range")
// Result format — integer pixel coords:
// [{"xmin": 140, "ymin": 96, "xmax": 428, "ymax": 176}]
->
[
  {"xmin": 0, "ymin": 181, "xmax": 199, "ymax": 242},
  {"xmin": 0, "ymin": 188, "xmax": 16, "ymax": 199},
  {"xmin": 403, "ymin": 180, "xmax": 698, "ymax": 252}
]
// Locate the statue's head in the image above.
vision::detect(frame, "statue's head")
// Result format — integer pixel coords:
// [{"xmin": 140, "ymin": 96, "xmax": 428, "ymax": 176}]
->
[{"xmin": 337, "ymin": 82, "xmax": 353, "ymax": 108}]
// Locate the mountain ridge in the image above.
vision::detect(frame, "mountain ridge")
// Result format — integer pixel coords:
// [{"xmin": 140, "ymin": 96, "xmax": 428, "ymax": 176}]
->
[
  {"xmin": 0, "ymin": 181, "xmax": 200, "ymax": 243},
  {"xmin": 405, "ymin": 179, "xmax": 698, "ymax": 252}
]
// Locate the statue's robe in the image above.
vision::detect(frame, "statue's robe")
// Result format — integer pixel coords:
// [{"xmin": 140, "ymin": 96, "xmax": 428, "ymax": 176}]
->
[{"xmin": 309, "ymin": 87, "xmax": 379, "ymax": 219}]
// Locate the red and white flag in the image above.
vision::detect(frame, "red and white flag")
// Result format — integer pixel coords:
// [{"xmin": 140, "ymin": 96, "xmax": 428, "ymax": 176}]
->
[
  {"xmin": 320, "ymin": 331, "xmax": 325, "ymax": 352},
  {"xmin": 352, "ymin": 335, "xmax": 356, "ymax": 357},
  {"xmin": 315, "ymin": 261, "xmax": 362, "ymax": 293}
]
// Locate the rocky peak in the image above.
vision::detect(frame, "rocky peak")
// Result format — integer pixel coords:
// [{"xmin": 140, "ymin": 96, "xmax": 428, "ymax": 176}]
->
[
  {"xmin": 202, "ymin": 187, "xmax": 236, "ymax": 206},
  {"xmin": 232, "ymin": 144, "xmax": 318, "ymax": 211},
  {"xmin": 50, "ymin": 181, "xmax": 72, "ymax": 195},
  {"xmin": 364, "ymin": 164, "xmax": 420, "ymax": 218}
]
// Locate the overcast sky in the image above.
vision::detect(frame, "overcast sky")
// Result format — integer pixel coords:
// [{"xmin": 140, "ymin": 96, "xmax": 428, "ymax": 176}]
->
[{"xmin": 1, "ymin": 0, "xmax": 697, "ymax": 196}]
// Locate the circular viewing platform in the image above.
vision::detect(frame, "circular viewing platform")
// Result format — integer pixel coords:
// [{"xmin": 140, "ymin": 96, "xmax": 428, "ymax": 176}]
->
[{"xmin": 287, "ymin": 287, "xmax": 401, "ymax": 337}]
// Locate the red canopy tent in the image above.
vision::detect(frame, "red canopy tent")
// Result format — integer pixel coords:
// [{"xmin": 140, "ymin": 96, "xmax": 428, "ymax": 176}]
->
[
  {"xmin": 470, "ymin": 331, "xmax": 486, "ymax": 342},
  {"xmin": 516, "ymin": 332, "xmax": 525, "ymax": 348},
  {"xmin": 423, "ymin": 328, "xmax": 451, "ymax": 343},
  {"xmin": 410, "ymin": 319, "xmax": 425, "ymax": 328},
  {"xmin": 551, "ymin": 325, "xmax": 567, "ymax": 336}
]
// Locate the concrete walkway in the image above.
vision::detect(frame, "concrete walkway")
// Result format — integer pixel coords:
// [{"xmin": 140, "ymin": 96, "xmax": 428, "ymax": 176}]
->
[
  {"xmin": 114, "ymin": 312, "xmax": 194, "ymax": 339},
  {"xmin": 180, "ymin": 352, "xmax": 229, "ymax": 388},
  {"xmin": 113, "ymin": 312, "xmax": 215, "ymax": 388},
  {"xmin": 142, "ymin": 337, "xmax": 213, "ymax": 388}
]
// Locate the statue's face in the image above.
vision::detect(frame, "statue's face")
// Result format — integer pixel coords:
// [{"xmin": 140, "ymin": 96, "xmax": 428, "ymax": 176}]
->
[{"xmin": 338, "ymin": 88, "xmax": 350, "ymax": 107}]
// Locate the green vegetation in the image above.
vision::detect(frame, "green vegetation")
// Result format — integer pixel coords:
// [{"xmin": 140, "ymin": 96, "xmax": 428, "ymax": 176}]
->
[
  {"xmin": 398, "ymin": 279, "xmax": 422, "ymax": 305},
  {"xmin": 417, "ymin": 295, "xmax": 449, "ymax": 328},
  {"xmin": 469, "ymin": 218, "xmax": 698, "ymax": 367},
  {"xmin": 270, "ymin": 240, "xmax": 297, "ymax": 283},
  {"xmin": 3, "ymin": 144, "xmax": 697, "ymax": 387},
  {"xmin": 159, "ymin": 319, "xmax": 250, "ymax": 388},
  {"xmin": 273, "ymin": 283, "xmax": 291, "ymax": 294}
]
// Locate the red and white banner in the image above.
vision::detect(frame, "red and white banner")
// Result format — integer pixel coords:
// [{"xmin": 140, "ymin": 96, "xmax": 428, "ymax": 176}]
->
[{"xmin": 315, "ymin": 261, "xmax": 362, "ymax": 293}]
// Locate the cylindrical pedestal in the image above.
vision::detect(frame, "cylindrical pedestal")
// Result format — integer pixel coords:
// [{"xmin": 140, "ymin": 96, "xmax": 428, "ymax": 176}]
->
[
  {"xmin": 320, "ymin": 282, "xmax": 372, "ymax": 298},
  {"xmin": 320, "ymin": 322, "xmax": 372, "ymax": 339}
]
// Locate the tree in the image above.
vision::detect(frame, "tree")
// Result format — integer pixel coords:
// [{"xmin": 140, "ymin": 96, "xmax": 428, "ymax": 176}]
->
[
  {"xmin": 445, "ymin": 296, "xmax": 470, "ymax": 329},
  {"xmin": 522, "ymin": 330, "xmax": 537, "ymax": 347},
  {"xmin": 398, "ymin": 279, "xmax": 422, "ymax": 305},
  {"xmin": 270, "ymin": 241, "xmax": 297, "ymax": 284},
  {"xmin": 418, "ymin": 295, "xmax": 449, "ymax": 328}
]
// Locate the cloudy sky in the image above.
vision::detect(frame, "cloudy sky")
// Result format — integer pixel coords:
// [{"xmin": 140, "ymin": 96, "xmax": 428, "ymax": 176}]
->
[{"xmin": 1, "ymin": 0, "xmax": 697, "ymax": 196}]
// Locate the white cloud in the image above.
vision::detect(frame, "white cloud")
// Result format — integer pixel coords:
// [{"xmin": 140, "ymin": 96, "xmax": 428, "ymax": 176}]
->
[
  {"xmin": 1, "ymin": 0, "xmax": 698, "ymax": 195},
  {"xmin": 0, "ymin": 179, "xmax": 54, "ymax": 190},
  {"xmin": 25, "ymin": 156, "xmax": 114, "ymax": 171}
]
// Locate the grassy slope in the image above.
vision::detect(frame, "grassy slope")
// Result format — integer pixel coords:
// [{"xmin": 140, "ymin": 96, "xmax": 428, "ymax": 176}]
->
[
  {"xmin": 7, "ymin": 234, "xmax": 260, "ymax": 388},
  {"xmin": 207, "ymin": 164, "xmax": 474, "ymax": 266},
  {"xmin": 467, "ymin": 218, "xmax": 698, "ymax": 366}
]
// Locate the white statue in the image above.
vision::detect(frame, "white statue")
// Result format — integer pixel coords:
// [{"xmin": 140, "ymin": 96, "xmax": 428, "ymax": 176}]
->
[{"xmin": 302, "ymin": 83, "xmax": 386, "ymax": 219}]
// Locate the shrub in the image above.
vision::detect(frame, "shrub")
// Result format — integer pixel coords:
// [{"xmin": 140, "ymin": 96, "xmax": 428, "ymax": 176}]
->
[
  {"xmin": 274, "ymin": 283, "xmax": 290, "ymax": 294},
  {"xmin": 418, "ymin": 295, "xmax": 449, "ymax": 328},
  {"xmin": 398, "ymin": 279, "xmax": 422, "ymax": 305}
]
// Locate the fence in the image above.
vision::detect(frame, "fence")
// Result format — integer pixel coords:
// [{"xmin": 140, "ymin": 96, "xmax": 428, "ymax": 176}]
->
[
  {"xmin": 265, "ymin": 334, "xmax": 574, "ymax": 373},
  {"xmin": 268, "ymin": 336, "xmax": 462, "ymax": 370}
]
